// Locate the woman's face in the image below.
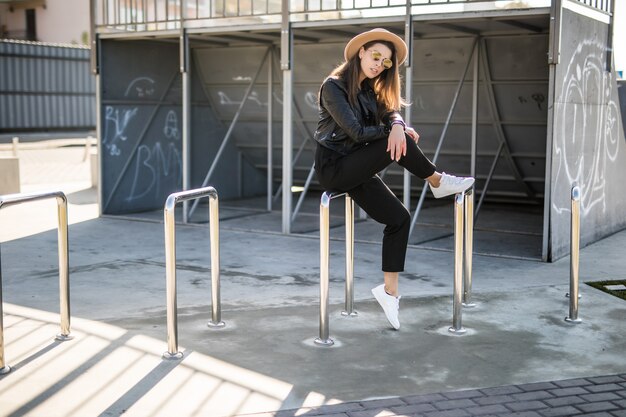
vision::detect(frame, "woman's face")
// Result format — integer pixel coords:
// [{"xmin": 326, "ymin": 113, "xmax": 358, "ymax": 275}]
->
[{"xmin": 358, "ymin": 42, "xmax": 393, "ymax": 80}]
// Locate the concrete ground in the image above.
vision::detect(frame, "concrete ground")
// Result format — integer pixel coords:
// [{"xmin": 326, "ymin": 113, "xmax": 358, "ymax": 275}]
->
[{"xmin": 0, "ymin": 145, "xmax": 625, "ymax": 417}]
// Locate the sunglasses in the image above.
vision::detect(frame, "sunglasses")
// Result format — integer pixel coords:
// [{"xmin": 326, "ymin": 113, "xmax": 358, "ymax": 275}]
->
[{"xmin": 369, "ymin": 50, "xmax": 393, "ymax": 70}]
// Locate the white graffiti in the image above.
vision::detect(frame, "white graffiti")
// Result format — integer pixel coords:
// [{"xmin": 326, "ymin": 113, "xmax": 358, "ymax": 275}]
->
[
  {"xmin": 216, "ymin": 90, "xmax": 315, "ymax": 109},
  {"xmin": 103, "ymin": 106, "xmax": 138, "ymax": 156},
  {"xmin": 163, "ymin": 110, "xmax": 180, "ymax": 140},
  {"xmin": 124, "ymin": 76, "xmax": 156, "ymax": 98},
  {"xmin": 126, "ymin": 141, "xmax": 182, "ymax": 202},
  {"xmin": 218, "ymin": 91, "xmax": 267, "ymax": 106},
  {"xmin": 553, "ymin": 38, "xmax": 621, "ymax": 216}
]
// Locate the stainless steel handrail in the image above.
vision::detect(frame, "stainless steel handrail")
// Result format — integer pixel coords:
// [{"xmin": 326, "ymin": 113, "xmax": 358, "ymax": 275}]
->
[
  {"xmin": 565, "ymin": 185, "xmax": 582, "ymax": 324},
  {"xmin": 162, "ymin": 186, "xmax": 222, "ymax": 360},
  {"xmin": 0, "ymin": 190, "xmax": 73, "ymax": 375},
  {"xmin": 463, "ymin": 189, "xmax": 475, "ymax": 308},
  {"xmin": 449, "ymin": 192, "xmax": 468, "ymax": 334},
  {"xmin": 315, "ymin": 191, "xmax": 355, "ymax": 347}
]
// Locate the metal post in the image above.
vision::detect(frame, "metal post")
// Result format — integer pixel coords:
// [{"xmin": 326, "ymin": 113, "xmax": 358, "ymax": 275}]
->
[
  {"xmin": 471, "ymin": 41, "xmax": 479, "ymax": 179},
  {"xmin": 449, "ymin": 193, "xmax": 466, "ymax": 334},
  {"xmin": 208, "ymin": 194, "xmax": 223, "ymax": 328},
  {"xmin": 11, "ymin": 137, "xmax": 19, "ymax": 157},
  {"xmin": 463, "ymin": 189, "xmax": 475, "ymax": 308},
  {"xmin": 565, "ymin": 185, "xmax": 582, "ymax": 324},
  {"xmin": 281, "ymin": 0, "xmax": 293, "ymax": 234},
  {"xmin": 0, "ymin": 191, "xmax": 74, "ymax": 375},
  {"xmin": 0, "ymin": 248, "xmax": 8, "ymax": 375},
  {"xmin": 341, "ymin": 195, "xmax": 357, "ymax": 316},
  {"xmin": 315, "ymin": 192, "xmax": 333, "ymax": 346},
  {"xmin": 181, "ymin": 29, "xmax": 191, "ymax": 223},
  {"xmin": 163, "ymin": 186, "xmax": 223, "ymax": 360},
  {"xmin": 56, "ymin": 195, "xmax": 72, "ymax": 340},
  {"xmin": 267, "ymin": 46, "xmax": 274, "ymax": 212}
]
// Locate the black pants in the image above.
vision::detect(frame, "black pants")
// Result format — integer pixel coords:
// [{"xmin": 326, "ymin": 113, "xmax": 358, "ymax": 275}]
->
[{"xmin": 315, "ymin": 138, "xmax": 437, "ymax": 272}]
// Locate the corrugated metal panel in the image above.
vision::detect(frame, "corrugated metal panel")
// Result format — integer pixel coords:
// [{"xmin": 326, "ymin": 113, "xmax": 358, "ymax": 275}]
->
[{"xmin": 0, "ymin": 39, "xmax": 96, "ymax": 132}]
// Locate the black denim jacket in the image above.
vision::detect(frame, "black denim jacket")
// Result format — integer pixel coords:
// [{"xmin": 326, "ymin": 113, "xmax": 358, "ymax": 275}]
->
[{"xmin": 313, "ymin": 76, "xmax": 404, "ymax": 155}]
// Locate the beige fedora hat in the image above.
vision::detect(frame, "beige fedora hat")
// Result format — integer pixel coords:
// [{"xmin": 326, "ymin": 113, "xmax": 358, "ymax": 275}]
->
[{"xmin": 344, "ymin": 28, "xmax": 408, "ymax": 66}]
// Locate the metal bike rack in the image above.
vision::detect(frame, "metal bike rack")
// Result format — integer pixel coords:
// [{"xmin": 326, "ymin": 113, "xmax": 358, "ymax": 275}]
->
[
  {"xmin": 316, "ymin": 189, "xmax": 475, "ymax": 343},
  {"xmin": 463, "ymin": 189, "xmax": 475, "ymax": 308},
  {"xmin": 565, "ymin": 185, "xmax": 582, "ymax": 324},
  {"xmin": 0, "ymin": 191, "xmax": 73, "ymax": 375},
  {"xmin": 162, "ymin": 186, "xmax": 222, "ymax": 360},
  {"xmin": 315, "ymin": 191, "xmax": 355, "ymax": 347}
]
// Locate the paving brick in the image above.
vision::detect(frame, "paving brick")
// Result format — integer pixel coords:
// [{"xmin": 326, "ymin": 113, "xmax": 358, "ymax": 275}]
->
[
  {"xmin": 537, "ymin": 405, "xmax": 582, "ymax": 416},
  {"xmin": 463, "ymin": 404, "xmax": 509, "ymax": 415},
  {"xmin": 548, "ymin": 386, "xmax": 590, "ymax": 397},
  {"xmin": 403, "ymin": 393, "xmax": 448, "ymax": 404},
  {"xmin": 479, "ymin": 386, "xmax": 523, "ymax": 396},
  {"xmin": 581, "ymin": 392, "xmax": 623, "ymax": 402},
  {"xmin": 424, "ymin": 409, "xmax": 471, "ymax": 417},
  {"xmin": 391, "ymin": 403, "xmax": 437, "ymax": 414},
  {"xmin": 474, "ymin": 395, "xmax": 516, "ymax": 405},
  {"xmin": 553, "ymin": 378, "xmax": 591, "ymax": 388},
  {"xmin": 512, "ymin": 391, "xmax": 554, "ymax": 401},
  {"xmin": 587, "ymin": 376, "xmax": 626, "ymax": 385},
  {"xmin": 543, "ymin": 395, "xmax": 587, "ymax": 407},
  {"xmin": 301, "ymin": 403, "xmax": 364, "ymax": 415},
  {"xmin": 517, "ymin": 382, "xmax": 559, "ymax": 392},
  {"xmin": 358, "ymin": 398, "xmax": 406, "ymax": 409},
  {"xmin": 577, "ymin": 413, "xmax": 615, "ymax": 417},
  {"xmin": 587, "ymin": 384, "xmax": 624, "ymax": 393},
  {"xmin": 610, "ymin": 410, "xmax": 626, "ymax": 417},
  {"xmin": 612, "ymin": 399, "xmax": 626, "ymax": 409},
  {"xmin": 434, "ymin": 399, "xmax": 478, "ymax": 410},
  {"xmin": 576, "ymin": 401, "xmax": 619, "ymax": 413},
  {"xmin": 347, "ymin": 408, "xmax": 397, "ymax": 417},
  {"xmin": 442, "ymin": 390, "xmax": 483, "ymax": 400},
  {"xmin": 497, "ymin": 412, "xmax": 543, "ymax": 417},
  {"xmin": 616, "ymin": 390, "xmax": 626, "ymax": 399},
  {"xmin": 505, "ymin": 401, "xmax": 549, "ymax": 412}
]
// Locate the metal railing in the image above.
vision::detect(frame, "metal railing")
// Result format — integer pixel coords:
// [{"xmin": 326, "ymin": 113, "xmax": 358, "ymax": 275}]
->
[
  {"xmin": 162, "ymin": 186, "xmax": 222, "ymax": 360},
  {"xmin": 315, "ymin": 191, "xmax": 355, "ymax": 347},
  {"xmin": 0, "ymin": 191, "xmax": 73, "ymax": 375},
  {"xmin": 449, "ymin": 190, "xmax": 474, "ymax": 334},
  {"xmin": 565, "ymin": 184, "xmax": 582, "ymax": 323},
  {"xmin": 316, "ymin": 189, "xmax": 474, "ymax": 345},
  {"xmin": 94, "ymin": 0, "xmax": 582, "ymax": 31},
  {"xmin": 575, "ymin": 0, "xmax": 612, "ymax": 13}
]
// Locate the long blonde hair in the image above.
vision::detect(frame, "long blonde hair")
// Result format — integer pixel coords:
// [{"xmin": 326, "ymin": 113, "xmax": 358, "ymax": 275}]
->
[{"xmin": 325, "ymin": 40, "xmax": 407, "ymax": 122}]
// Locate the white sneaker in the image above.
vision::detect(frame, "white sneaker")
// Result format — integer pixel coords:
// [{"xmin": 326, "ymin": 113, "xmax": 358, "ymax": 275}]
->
[
  {"xmin": 371, "ymin": 284, "xmax": 400, "ymax": 330},
  {"xmin": 430, "ymin": 172, "xmax": 475, "ymax": 199}
]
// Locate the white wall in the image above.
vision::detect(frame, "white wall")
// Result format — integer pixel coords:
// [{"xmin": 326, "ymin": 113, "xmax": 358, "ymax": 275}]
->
[
  {"xmin": 37, "ymin": 0, "xmax": 89, "ymax": 45},
  {"xmin": 0, "ymin": 0, "xmax": 88, "ymax": 45}
]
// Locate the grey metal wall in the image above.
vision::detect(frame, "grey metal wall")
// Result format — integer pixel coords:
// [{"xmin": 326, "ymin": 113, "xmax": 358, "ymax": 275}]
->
[
  {"xmin": 192, "ymin": 36, "xmax": 548, "ymax": 201},
  {"xmin": 549, "ymin": 8, "xmax": 626, "ymax": 260},
  {"xmin": 100, "ymin": 39, "xmax": 266, "ymax": 214},
  {"xmin": 0, "ymin": 40, "xmax": 95, "ymax": 133}
]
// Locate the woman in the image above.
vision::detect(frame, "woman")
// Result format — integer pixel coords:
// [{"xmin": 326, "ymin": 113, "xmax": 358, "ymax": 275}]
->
[{"xmin": 313, "ymin": 28, "xmax": 474, "ymax": 330}]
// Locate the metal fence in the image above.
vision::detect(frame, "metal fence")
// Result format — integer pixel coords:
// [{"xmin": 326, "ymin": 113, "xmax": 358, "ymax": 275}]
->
[{"xmin": 0, "ymin": 40, "xmax": 96, "ymax": 133}]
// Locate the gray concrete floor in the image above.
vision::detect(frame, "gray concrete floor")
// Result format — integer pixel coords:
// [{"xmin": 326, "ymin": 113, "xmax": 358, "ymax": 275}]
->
[{"xmin": 0, "ymin": 146, "xmax": 625, "ymax": 416}]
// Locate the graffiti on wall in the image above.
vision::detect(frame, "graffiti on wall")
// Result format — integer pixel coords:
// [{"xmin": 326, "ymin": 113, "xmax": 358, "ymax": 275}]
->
[
  {"xmin": 126, "ymin": 109, "xmax": 182, "ymax": 202},
  {"xmin": 553, "ymin": 38, "xmax": 621, "ymax": 216}
]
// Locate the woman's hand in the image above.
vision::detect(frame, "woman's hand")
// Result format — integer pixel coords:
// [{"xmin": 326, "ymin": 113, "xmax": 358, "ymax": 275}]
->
[
  {"xmin": 406, "ymin": 127, "xmax": 419, "ymax": 143},
  {"xmin": 387, "ymin": 124, "xmax": 406, "ymax": 161}
]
